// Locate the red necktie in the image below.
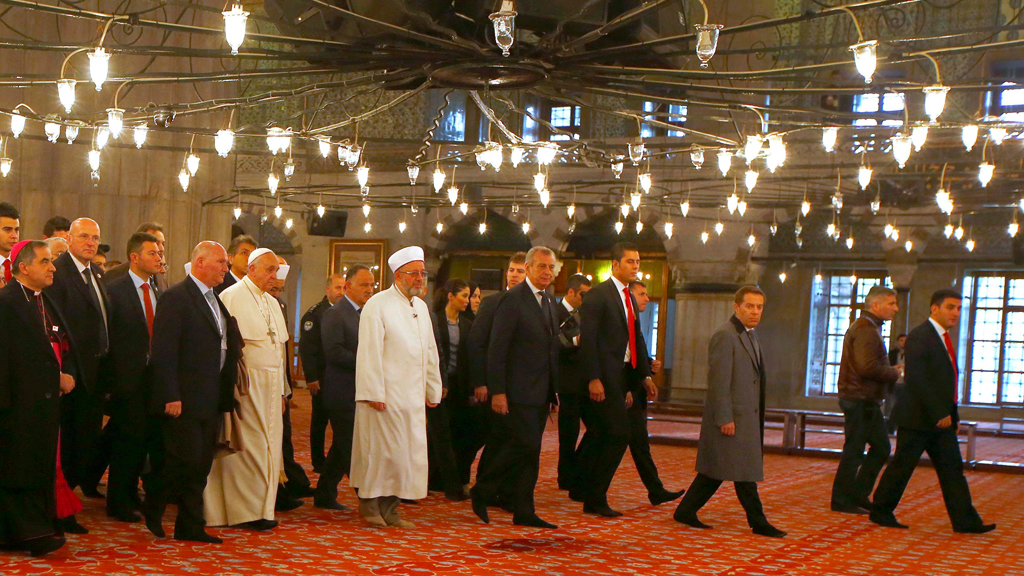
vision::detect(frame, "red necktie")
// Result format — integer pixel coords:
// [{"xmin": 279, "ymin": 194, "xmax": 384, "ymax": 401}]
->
[
  {"xmin": 623, "ymin": 287, "xmax": 637, "ymax": 368},
  {"xmin": 2, "ymin": 258, "xmax": 10, "ymax": 283},
  {"xmin": 943, "ymin": 331, "xmax": 959, "ymax": 402},
  {"xmin": 141, "ymin": 282, "xmax": 155, "ymax": 341}
]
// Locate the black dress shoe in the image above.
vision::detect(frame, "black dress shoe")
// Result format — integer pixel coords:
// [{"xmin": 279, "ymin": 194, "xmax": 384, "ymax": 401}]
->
[
  {"xmin": 80, "ymin": 486, "xmax": 104, "ymax": 499},
  {"xmin": 583, "ymin": 503, "xmax": 623, "ymax": 518},
  {"xmin": 513, "ymin": 515, "xmax": 557, "ymax": 529},
  {"xmin": 869, "ymin": 512, "xmax": 909, "ymax": 529},
  {"xmin": 673, "ymin": 513, "xmax": 712, "ymax": 529},
  {"xmin": 26, "ymin": 535, "xmax": 66, "ymax": 557},
  {"xmin": 289, "ymin": 486, "xmax": 316, "ymax": 498},
  {"xmin": 314, "ymin": 499, "xmax": 351, "ymax": 511},
  {"xmin": 445, "ymin": 490, "xmax": 469, "ymax": 502},
  {"xmin": 649, "ymin": 489, "xmax": 685, "ymax": 506},
  {"xmin": 107, "ymin": 508, "xmax": 143, "ymax": 523},
  {"xmin": 954, "ymin": 523, "xmax": 996, "ymax": 534},
  {"xmin": 275, "ymin": 496, "xmax": 304, "ymax": 512},
  {"xmin": 174, "ymin": 531, "xmax": 222, "ymax": 544},
  {"xmin": 59, "ymin": 516, "xmax": 89, "ymax": 534},
  {"xmin": 470, "ymin": 492, "xmax": 490, "ymax": 524},
  {"xmin": 236, "ymin": 519, "xmax": 279, "ymax": 531},
  {"xmin": 144, "ymin": 510, "xmax": 165, "ymax": 538},
  {"xmin": 752, "ymin": 524, "xmax": 787, "ymax": 538},
  {"xmin": 400, "ymin": 498, "xmax": 419, "ymax": 505},
  {"xmin": 567, "ymin": 491, "xmax": 586, "ymax": 503},
  {"xmin": 831, "ymin": 503, "xmax": 870, "ymax": 515}
]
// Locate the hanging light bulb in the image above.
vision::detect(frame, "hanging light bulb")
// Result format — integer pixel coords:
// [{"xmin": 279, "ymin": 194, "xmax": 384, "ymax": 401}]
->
[
  {"xmin": 233, "ymin": 206, "xmax": 242, "ymax": 220},
  {"xmin": 794, "ymin": 219, "xmax": 803, "ymax": 236},
  {"xmin": 9, "ymin": 111, "xmax": 25, "ymax": 138},
  {"xmin": 95, "ymin": 127, "xmax": 110, "ymax": 150},
  {"xmin": 701, "ymin": 229, "xmax": 710, "ymax": 244},
  {"xmin": 966, "ymin": 237, "xmax": 976, "ymax": 252},
  {"xmin": 961, "ymin": 125, "xmax": 978, "ymax": 151},
  {"xmin": 522, "ymin": 220, "xmax": 531, "ymax": 234},
  {"xmin": 801, "ymin": 198, "xmax": 811, "ymax": 217},
  {"xmin": 186, "ymin": 153, "xmax": 200, "ymax": 177},
  {"xmin": 827, "ymin": 221, "xmax": 837, "ymax": 238},
  {"xmin": 538, "ymin": 188, "xmax": 550, "ymax": 208},
  {"xmin": 317, "ymin": 204, "xmax": 326, "ymax": 218},
  {"xmin": 639, "ymin": 172, "xmax": 652, "ymax": 194},
  {"xmin": 285, "ymin": 217, "xmax": 293, "ymax": 230},
  {"xmin": 474, "ymin": 147, "xmax": 488, "ymax": 171},
  {"xmin": 858, "ymin": 165, "xmax": 872, "ymax": 190},
  {"xmin": 615, "ymin": 220, "xmax": 624, "ymax": 235},
  {"xmin": 778, "ymin": 270, "xmax": 788, "ymax": 283},
  {"xmin": 737, "ymin": 199, "xmax": 747, "ymax": 217},
  {"xmin": 727, "ymin": 193, "xmax": 739, "ymax": 214},
  {"xmin": 770, "ymin": 219, "xmax": 778, "ymax": 236},
  {"xmin": 796, "ymin": 236, "xmax": 804, "ymax": 248},
  {"xmin": 884, "ymin": 222, "xmax": 894, "ymax": 239},
  {"xmin": 460, "ymin": 202, "xmax": 469, "ymax": 215},
  {"xmin": 178, "ymin": 167, "xmax": 190, "ymax": 192},
  {"xmin": 362, "ymin": 203, "xmax": 371, "ymax": 217},
  {"xmin": 407, "ymin": 164, "xmax": 420, "ymax": 185},
  {"xmin": 489, "ymin": 0, "xmax": 517, "ymax": 57},
  {"xmin": 680, "ymin": 199, "xmax": 690, "ymax": 217},
  {"xmin": 904, "ymin": 240, "xmax": 913, "ymax": 252},
  {"xmin": 955, "ymin": 223, "xmax": 965, "ymax": 241},
  {"xmin": 357, "ymin": 165, "xmax": 370, "ymax": 188},
  {"xmin": 944, "ymin": 222, "xmax": 954, "ymax": 238},
  {"xmin": 0, "ymin": 157, "xmax": 11, "ymax": 178},
  {"xmin": 364, "ymin": 221, "xmax": 372, "ymax": 234},
  {"xmin": 978, "ymin": 162, "xmax": 994, "ymax": 187},
  {"xmin": 433, "ymin": 168, "xmax": 446, "ymax": 193},
  {"xmin": 891, "ymin": 133, "xmax": 912, "ymax": 169},
  {"xmin": 744, "ymin": 169, "xmax": 758, "ymax": 192},
  {"xmin": 223, "ymin": 3, "xmax": 249, "ymax": 55},
  {"xmin": 317, "ymin": 136, "xmax": 332, "ymax": 158},
  {"xmin": 511, "ymin": 203, "xmax": 519, "ymax": 215},
  {"xmin": 628, "ymin": 141, "xmax": 645, "ymax": 165},
  {"xmin": 274, "ymin": 204, "xmax": 283, "ymax": 219},
  {"xmin": 635, "ymin": 220, "xmax": 644, "ymax": 234},
  {"xmin": 266, "ymin": 127, "xmax": 291, "ymax": 155},
  {"xmin": 923, "ymin": 85, "xmax": 949, "ymax": 122},
  {"xmin": 870, "ymin": 194, "xmax": 881, "ymax": 214},
  {"xmin": 989, "ymin": 126, "xmax": 1007, "ymax": 145},
  {"xmin": 533, "ymin": 172, "xmax": 546, "ymax": 192},
  {"xmin": 411, "ymin": 205, "xmax": 418, "ymax": 215},
  {"xmin": 1007, "ymin": 219, "xmax": 1019, "ymax": 238},
  {"xmin": 832, "ymin": 193, "xmax": 844, "ymax": 211},
  {"xmin": 846, "ymin": 236, "xmax": 855, "ymax": 250},
  {"xmin": 88, "ymin": 149, "xmax": 100, "ymax": 171},
  {"xmin": 88, "ymin": 47, "xmax": 110, "ymax": 91},
  {"xmin": 447, "ymin": 185, "xmax": 458, "ymax": 205},
  {"xmin": 510, "ymin": 146, "xmax": 524, "ymax": 167},
  {"xmin": 132, "ymin": 124, "xmax": 148, "ymax": 149},
  {"xmin": 911, "ymin": 125, "xmax": 928, "ymax": 151},
  {"xmin": 747, "ymin": 231, "xmax": 756, "ymax": 247},
  {"xmin": 664, "ymin": 221, "xmax": 674, "ymax": 239},
  {"xmin": 106, "ymin": 108, "xmax": 124, "ymax": 138},
  {"xmin": 743, "ymin": 135, "xmax": 763, "ymax": 165},
  {"xmin": 766, "ymin": 134, "xmax": 786, "ymax": 173},
  {"xmin": 485, "ymin": 142, "xmax": 503, "ymax": 171},
  {"xmin": 345, "ymin": 144, "xmax": 362, "ymax": 169},
  {"xmin": 611, "ymin": 156, "xmax": 624, "ymax": 178},
  {"xmin": 267, "ymin": 172, "xmax": 279, "ymax": 195},
  {"xmin": 715, "ymin": 221, "xmax": 724, "ymax": 235},
  {"xmin": 694, "ymin": 23, "xmax": 724, "ymax": 68},
  {"xmin": 44, "ymin": 120, "xmax": 60, "ymax": 143},
  {"xmin": 65, "ymin": 125, "xmax": 79, "ymax": 145},
  {"xmin": 620, "ymin": 203, "xmax": 630, "ymax": 218},
  {"xmin": 630, "ymin": 192, "xmax": 642, "ymax": 211},
  {"xmin": 536, "ymin": 141, "xmax": 559, "ymax": 165},
  {"xmin": 822, "ymin": 126, "xmax": 838, "ymax": 153},
  {"xmin": 850, "ymin": 40, "xmax": 878, "ymax": 83},
  {"xmin": 57, "ymin": 79, "xmax": 76, "ymax": 113},
  {"xmin": 717, "ymin": 150, "xmax": 732, "ymax": 176},
  {"xmin": 936, "ymin": 189, "xmax": 953, "ymax": 214},
  {"xmin": 891, "ymin": 227, "xmax": 900, "ymax": 242},
  {"xmin": 567, "ymin": 204, "xmax": 576, "ymax": 219},
  {"xmin": 436, "ymin": 221, "xmax": 444, "ymax": 234},
  {"xmin": 399, "ymin": 220, "xmax": 407, "ymax": 234},
  {"xmin": 214, "ymin": 129, "xmax": 234, "ymax": 157},
  {"xmin": 690, "ymin": 146, "xmax": 704, "ymax": 169}
]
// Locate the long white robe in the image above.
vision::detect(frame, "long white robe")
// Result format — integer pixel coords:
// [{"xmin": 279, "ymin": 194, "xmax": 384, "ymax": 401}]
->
[
  {"xmin": 204, "ymin": 276, "xmax": 289, "ymax": 526},
  {"xmin": 350, "ymin": 285, "xmax": 443, "ymax": 500}
]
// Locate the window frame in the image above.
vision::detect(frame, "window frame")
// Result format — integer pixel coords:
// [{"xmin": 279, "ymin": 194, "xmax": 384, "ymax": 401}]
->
[{"xmin": 963, "ymin": 272, "xmax": 1024, "ymax": 405}]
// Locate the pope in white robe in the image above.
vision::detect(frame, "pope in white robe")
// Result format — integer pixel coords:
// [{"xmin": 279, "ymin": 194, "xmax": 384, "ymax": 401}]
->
[
  {"xmin": 350, "ymin": 246, "xmax": 443, "ymax": 528},
  {"xmin": 204, "ymin": 248, "xmax": 289, "ymax": 529}
]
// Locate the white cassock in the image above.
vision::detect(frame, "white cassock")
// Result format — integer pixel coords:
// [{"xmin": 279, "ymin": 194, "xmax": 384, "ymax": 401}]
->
[
  {"xmin": 350, "ymin": 284, "xmax": 443, "ymax": 500},
  {"xmin": 204, "ymin": 275, "xmax": 289, "ymax": 526}
]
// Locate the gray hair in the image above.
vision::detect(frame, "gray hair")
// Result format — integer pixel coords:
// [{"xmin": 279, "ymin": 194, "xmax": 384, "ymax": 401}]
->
[
  {"xmin": 525, "ymin": 246, "xmax": 557, "ymax": 266},
  {"xmin": 864, "ymin": 285, "xmax": 897, "ymax": 307}
]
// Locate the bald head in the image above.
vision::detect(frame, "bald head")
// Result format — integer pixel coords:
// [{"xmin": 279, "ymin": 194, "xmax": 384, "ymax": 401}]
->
[
  {"xmin": 69, "ymin": 217, "xmax": 101, "ymax": 262},
  {"xmin": 191, "ymin": 241, "xmax": 228, "ymax": 287}
]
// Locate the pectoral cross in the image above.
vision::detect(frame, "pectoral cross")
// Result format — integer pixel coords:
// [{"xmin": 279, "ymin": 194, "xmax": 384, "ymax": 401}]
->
[{"xmin": 269, "ymin": 325, "xmax": 277, "ymax": 343}]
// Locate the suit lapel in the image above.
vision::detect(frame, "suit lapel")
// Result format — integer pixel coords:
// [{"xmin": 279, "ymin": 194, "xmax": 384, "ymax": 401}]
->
[
  {"xmin": 186, "ymin": 277, "xmax": 221, "ymax": 336},
  {"xmin": 60, "ymin": 254, "xmax": 97, "ymax": 310},
  {"xmin": 731, "ymin": 316, "xmax": 760, "ymax": 373},
  {"xmin": 607, "ymin": 279, "xmax": 628, "ymax": 329}
]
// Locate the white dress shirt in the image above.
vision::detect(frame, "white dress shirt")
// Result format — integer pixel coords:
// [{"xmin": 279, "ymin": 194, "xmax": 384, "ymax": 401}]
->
[
  {"xmin": 525, "ymin": 277, "xmax": 547, "ymax": 308},
  {"xmin": 929, "ymin": 316, "xmax": 958, "ymax": 371},
  {"xmin": 610, "ymin": 275, "xmax": 632, "ymax": 363},
  {"xmin": 71, "ymin": 253, "xmax": 109, "ymax": 336},
  {"xmin": 129, "ymin": 269, "xmax": 157, "ymax": 316}
]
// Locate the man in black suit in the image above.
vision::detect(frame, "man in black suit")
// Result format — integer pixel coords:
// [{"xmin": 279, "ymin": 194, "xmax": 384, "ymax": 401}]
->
[
  {"xmin": 103, "ymin": 233, "xmax": 163, "ymax": 522},
  {"xmin": 44, "ymin": 217, "xmax": 111, "ymax": 497},
  {"xmin": 314, "ymin": 265, "xmax": 376, "ymax": 510},
  {"xmin": 299, "ymin": 273, "xmax": 346, "ymax": 473},
  {"xmin": 555, "ymin": 273, "xmax": 591, "ymax": 490},
  {"xmin": 0, "ymin": 240, "xmax": 81, "ymax": 557},
  {"xmin": 573, "ymin": 242, "xmax": 656, "ymax": 517},
  {"xmin": 144, "ymin": 241, "xmax": 241, "ymax": 543},
  {"xmin": 870, "ymin": 289, "xmax": 995, "ymax": 533},
  {"xmin": 215, "ymin": 234, "xmax": 256, "ymax": 294},
  {"xmin": 472, "ymin": 246, "xmax": 559, "ymax": 529},
  {"xmin": 0, "ymin": 203, "xmax": 21, "ymax": 289},
  {"xmin": 103, "ymin": 223, "xmax": 168, "ymax": 294}
]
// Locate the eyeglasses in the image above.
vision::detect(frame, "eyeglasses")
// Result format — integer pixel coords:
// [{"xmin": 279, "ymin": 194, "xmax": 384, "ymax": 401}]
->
[{"xmin": 397, "ymin": 270, "xmax": 429, "ymax": 279}]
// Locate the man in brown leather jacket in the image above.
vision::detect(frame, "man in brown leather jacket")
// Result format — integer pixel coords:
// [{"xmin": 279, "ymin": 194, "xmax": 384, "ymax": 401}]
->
[{"xmin": 831, "ymin": 285, "xmax": 902, "ymax": 514}]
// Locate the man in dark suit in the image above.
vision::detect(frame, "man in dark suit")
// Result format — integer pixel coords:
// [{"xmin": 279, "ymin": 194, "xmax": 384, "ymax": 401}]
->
[
  {"xmin": 215, "ymin": 234, "xmax": 256, "ymax": 294},
  {"xmin": 673, "ymin": 285, "xmax": 785, "ymax": 537},
  {"xmin": 472, "ymin": 247, "xmax": 559, "ymax": 529},
  {"xmin": 0, "ymin": 203, "xmax": 21, "ymax": 289},
  {"xmin": 103, "ymin": 233, "xmax": 163, "ymax": 522},
  {"xmin": 314, "ymin": 265, "xmax": 376, "ymax": 510},
  {"xmin": 870, "ymin": 290, "xmax": 995, "ymax": 533},
  {"xmin": 573, "ymin": 242, "xmax": 656, "ymax": 517},
  {"xmin": 102, "ymin": 222, "xmax": 168, "ymax": 294},
  {"xmin": 0, "ymin": 240, "xmax": 81, "ymax": 557},
  {"xmin": 44, "ymin": 217, "xmax": 111, "ymax": 497},
  {"xmin": 555, "ymin": 273, "xmax": 590, "ymax": 490},
  {"xmin": 831, "ymin": 285, "xmax": 901, "ymax": 514},
  {"xmin": 144, "ymin": 241, "xmax": 241, "ymax": 543},
  {"xmin": 299, "ymin": 273, "xmax": 346, "ymax": 473}
]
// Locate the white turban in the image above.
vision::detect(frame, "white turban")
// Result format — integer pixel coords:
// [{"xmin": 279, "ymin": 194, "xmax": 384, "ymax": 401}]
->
[
  {"xmin": 184, "ymin": 262, "xmax": 192, "ymax": 276},
  {"xmin": 247, "ymin": 247, "xmax": 275, "ymax": 266},
  {"xmin": 276, "ymin": 264, "xmax": 290, "ymax": 280},
  {"xmin": 387, "ymin": 246, "xmax": 424, "ymax": 273}
]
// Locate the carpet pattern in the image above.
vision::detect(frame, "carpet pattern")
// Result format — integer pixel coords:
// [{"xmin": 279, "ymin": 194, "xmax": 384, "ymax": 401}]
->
[{"xmin": 3, "ymin": 394, "xmax": 1022, "ymax": 575}]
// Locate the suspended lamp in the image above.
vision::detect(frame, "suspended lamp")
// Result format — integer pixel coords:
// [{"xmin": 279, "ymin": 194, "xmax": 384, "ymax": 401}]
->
[
  {"xmin": 357, "ymin": 165, "xmax": 370, "ymax": 188},
  {"xmin": 611, "ymin": 156, "xmax": 624, "ymax": 178},
  {"xmin": 615, "ymin": 221, "xmax": 624, "ymax": 235},
  {"xmin": 961, "ymin": 125, "xmax": 978, "ymax": 151},
  {"xmin": 88, "ymin": 149, "xmax": 101, "ymax": 171},
  {"xmin": 978, "ymin": 162, "xmax": 994, "ymax": 187},
  {"xmin": 222, "ymin": 3, "xmax": 250, "ymax": 55},
  {"xmin": 364, "ymin": 221, "xmax": 373, "ymax": 234},
  {"xmin": 44, "ymin": 120, "xmax": 60, "ymax": 143},
  {"xmin": 910, "ymin": 125, "xmax": 928, "ymax": 151},
  {"xmin": 850, "ymin": 40, "xmax": 878, "ymax": 84},
  {"xmin": 489, "ymin": 0, "xmax": 517, "ymax": 57},
  {"xmin": 362, "ymin": 203, "xmax": 371, "ymax": 217},
  {"xmin": 178, "ymin": 167, "xmax": 190, "ymax": 193},
  {"xmin": 106, "ymin": 108, "xmax": 124, "ymax": 138},
  {"xmin": 57, "ymin": 79, "xmax": 76, "ymax": 113},
  {"xmin": 717, "ymin": 150, "xmax": 732, "ymax": 176},
  {"xmin": 635, "ymin": 220, "xmax": 644, "ymax": 234},
  {"xmin": 407, "ymin": 164, "xmax": 420, "ymax": 185},
  {"xmin": 9, "ymin": 111, "xmax": 25, "ymax": 138},
  {"xmin": 693, "ymin": 24, "xmax": 723, "ymax": 68},
  {"xmin": 433, "ymin": 168, "xmax": 446, "ymax": 193},
  {"xmin": 186, "ymin": 153, "xmax": 200, "ymax": 177},
  {"xmin": 88, "ymin": 48, "xmax": 110, "ymax": 91},
  {"xmin": 215, "ymin": 129, "xmax": 234, "ymax": 157},
  {"xmin": 267, "ymin": 172, "xmax": 279, "ymax": 195},
  {"xmin": 460, "ymin": 202, "xmax": 469, "ymax": 215},
  {"xmin": 317, "ymin": 204, "xmax": 326, "ymax": 218},
  {"xmin": 630, "ymin": 192, "xmax": 642, "ymax": 212},
  {"xmin": 744, "ymin": 170, "xmax": 758, "ymax": 192},
  {"xmin": 628, "ymin": 141, "xmax": 645, "ymax": 165},
  {"xmin": 0, "ymin": 158, "xmax": 11, "ymax": 178},
  {"xmin": 822, "ymin": 126, "xmax": 838, "ymax": 153},
  {"xmin": 538, "ymin": 188, "xmax": 550, "ymax": 208},
  {"xmin": 536, "ymin": 141, "xmax": 558, "ymax": 165},
  {"xmin": 858, "ymin": 165, "xmax": 872, "ymax": 190},
  {"xmin": 567, "ymin": 204, "xmax": 576, "ymax": 218},
  {"xmin": 989, "ymin": 126, "xmax": 1007, "ymax": 145},
  {"xmin": 533, "ymin": 172, "xmax": 546, "ymax": 192},
  {"xmin": 510, "ymin": 146, "xmax": 524, "ymax": 167},
  {"xmin": 727, "ymin": 193, "xmax": 739, "ymax": 214},
  {"xmin": 522, "ymin": 221, "xmax": 530, "ymax": 234},
  {"xmin": 690, "ymin": 146, "xmax": 704, "ymax": 169},
  {"xmin": 317, "ymin": 136, "xmax": 332, "ymax": 158},
  {"xmin": 744, "ymin": 135, "xmax": 763, "ymax": 165},
  {"xmin": 664, "ymin": 221, "xmax": 674, "ymax": 239},
  {"xmin": 133, "ymin": 124, "xmax": 148, "ymax": 149},
  {"xmin": 447, "ymin": 185, "xmax": 458, "ymax": 206},
  {"xmin": 891, "ymin": 133, "xmax": 912, "ymax": 168},
  {"xmin": 639, "ymin": 172, "xmax": 652, "ymax": 194},
  {"xmin": 96, "ymin": 127, "xmax": 109, "ymax": 150},
  {"xmin": 923, "ymin": 85, "xmax": 948, "ymax": 122}
]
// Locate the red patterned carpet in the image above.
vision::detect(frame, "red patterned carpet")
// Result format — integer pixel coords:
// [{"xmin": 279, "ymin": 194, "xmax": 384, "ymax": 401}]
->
[{"xmin": 4, "ymin": 394, "xmax": 1023, "ymax": 575}]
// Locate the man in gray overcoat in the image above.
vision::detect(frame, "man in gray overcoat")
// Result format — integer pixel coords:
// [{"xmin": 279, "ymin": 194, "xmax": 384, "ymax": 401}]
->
[{"xmin": 672, "ymin": 285, "xmax": 786, "ymax": 538}]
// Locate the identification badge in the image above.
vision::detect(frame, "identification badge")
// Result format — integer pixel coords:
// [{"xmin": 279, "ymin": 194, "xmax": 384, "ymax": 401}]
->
[
  {"xmin": 52, "ymin": 326, "xmax": 59, "ymax": 333},
  {"xmin": 304, "ymin": 320, "xmax": 313, "ymax": 331}
]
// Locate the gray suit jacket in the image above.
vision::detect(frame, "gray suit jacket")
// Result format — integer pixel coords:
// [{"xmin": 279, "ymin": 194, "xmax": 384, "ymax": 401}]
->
[{"xmin": 696, "ymin": 315, "xmax": 766, "ymax": 483}]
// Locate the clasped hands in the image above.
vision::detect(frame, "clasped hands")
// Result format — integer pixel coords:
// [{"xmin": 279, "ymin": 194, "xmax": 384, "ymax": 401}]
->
[{"xmin": 591, "ymin": 378, "xmax": 657, "ymax": 407}]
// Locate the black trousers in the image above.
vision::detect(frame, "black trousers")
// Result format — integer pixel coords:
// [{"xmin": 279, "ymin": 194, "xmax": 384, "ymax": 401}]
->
[
  {"xmin": 105, "ymin": 392, "xmax": 149, "ymax": 512},
  {"xmin": 872, "ymin": 426, "xmax": 984, "ymax": 530},
  {"xmin": 60, "ymin": 384, "xmax": 105, "ymax": 490},
  {"xmin": 831, "ymin": 399, "xmax": 890, "ymax": 508},
  {"xmin": 314, "ymin": 403, "xmax": 355, "ymax": 503},
  {"xmin": 556, "ymin": 392, "xmax": 582, "ymax": 489},
  {"xmin": 627, "ymin": 402, "xmax": 665, "ymax": 495},
  {"xmin": 573, "ymin": 369, "xmax": 630, "ymax": 506},
  {"xmin": 145, "ymin": 416, "xmax": 219, "ymax": 537},
  {"xmin": 674, "ymin": 472, "xmax": 770, "ymax": 529},
  {"xmin": 280, "ymin": 400, "xmax": 311, "ymax": 497},
  {"xmin": 427, "ymin": 396, "xmax": 461, "ymax": 494},
  {"xmin": 451, "ymin": 400, "xmax": 490, "ymax": 486},
  {"xmin": 309, "ymin": 391, "xmax": 330, "ymax": 472},
  {"xmin": 473, "ymin": 403, "xmax": 548, "ymax": 519}
]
